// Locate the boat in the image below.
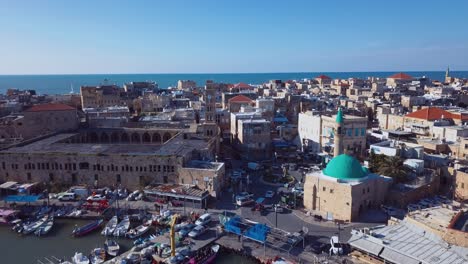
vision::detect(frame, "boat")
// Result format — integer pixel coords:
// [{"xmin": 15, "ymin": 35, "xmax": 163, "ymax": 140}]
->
[
  {"xmin": 22, "ymin": 215, "xmax": 49, "ymax": 235},
  {"xmin": 90, "ymin": 247, "xmax": 106, "ymax": 264},
  {"xmin": 0, "ymin": 209, "xmax": 19, "ymax": 225},
  {"xmin": 126, "ymin": 223, "xmax": 151, "ymax": 239},
  {"xmin": 113, "ymin": 216, "xmax": 130, "ymax": 237},
  {"xmin": 124, "ymin": 252, "xmax": 141, "ymax": 263},
  {"xmin": 101, "ymin": 215, "xmax": 118, "ymax": 236},
  {"xmin": 72, "ymin": 219, "xmax": 103, "ymax": 237},
  {"xmin": 187, "ymin": 244, "xmax": 220, "ymax": 264},
  {"xmin": 104, "ymin": 239, "xmax": 120, "ymax": 257},
  {"xmin": 72, "ymin": 252, "xmax": 90, "ymax": 264},
  {"xmin": 35, "ymin": 216, "xmax": 54, "ymax": 236}
]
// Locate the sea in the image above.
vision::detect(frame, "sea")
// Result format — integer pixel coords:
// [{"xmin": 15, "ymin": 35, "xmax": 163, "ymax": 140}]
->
[{"xmin": 1, "ymin": 71, "xmax": 468, "ymax": 95}]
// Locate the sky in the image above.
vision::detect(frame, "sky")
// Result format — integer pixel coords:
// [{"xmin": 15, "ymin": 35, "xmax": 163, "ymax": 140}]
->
[{"xmin": 0, "ymin": 0, "xmax": 468, "ymax": 74}]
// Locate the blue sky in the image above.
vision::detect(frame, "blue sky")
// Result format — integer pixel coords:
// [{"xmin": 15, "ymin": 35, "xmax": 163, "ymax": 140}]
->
[{"xmin": 1, "ymin": 0, "xmax": 467, "ymax": 74}]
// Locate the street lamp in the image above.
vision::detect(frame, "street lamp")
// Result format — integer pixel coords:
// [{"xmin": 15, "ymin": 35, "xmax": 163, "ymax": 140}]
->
[{"xmin": 274, "ymin": 204, "xmax": 278, "ymax": 228}]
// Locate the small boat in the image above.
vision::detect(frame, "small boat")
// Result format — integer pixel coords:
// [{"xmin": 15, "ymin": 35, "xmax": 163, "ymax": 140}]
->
[
  {"xmin": 126, "ymin": 223, "xmax": 150, "ymax": 239},
  {"xmin": 113, "ymin": 216, "xmax": 130, "ymax": 237},
  {"xmin": 22, "ymin": 215, "xmax": 49, "ymax": 235},
  {"xmin": 187, "ymin": 244, "xmax": 220, "ymax": 264},
  {"xmin": 104, "ymin": 239, "xmax": 120, "ymax": 257},
  {"xmin": 124, "ymin": 252, "xmax": 141, "ymax": 263},
  {"xmin": 90, "ymin": 247, "xmax": 106, "ymax": 264},
  {"xmin": 72, "ymin": 219, "xmax": 103, "ymax": 237},
  {"xmin": 101, "ymin": 216, "xmax": 118, "ymax": 236},
  {"xmin": 35, "ymin": 216, "xmax": 54, "ymax": 236},
  {"xmin": 72, "ymin": 252, "xmax": 90, "ymax": 264}
]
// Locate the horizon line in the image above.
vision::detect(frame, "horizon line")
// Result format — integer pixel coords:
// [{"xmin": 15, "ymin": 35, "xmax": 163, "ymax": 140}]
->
[{"xmin": 0, "ymin": 69, "xmax": 466, "ymax": 76}]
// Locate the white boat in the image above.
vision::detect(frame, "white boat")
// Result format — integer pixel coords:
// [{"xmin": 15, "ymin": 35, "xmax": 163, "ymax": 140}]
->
[
  {"xmin": 90, "ymin": 248, "xmax": 105, "ymax": 264},
  {"xmin": 35, "ymin": 217, "xmax": 54, "ymax": 236},
  {"xmin": 112, "ymin": 216, "xmax": 130, "ymax": 237},
  {"xmin": 101, "ymin": 216, "xmax": 118, "ymax": 236},
  {"xmin": 104, "ymin": 239, "xmax": 120, "ymax": 257},
  {"xmin": 22, "ymin": 215, "xmax": 49, "ymax": 235},
  {"xmin": 72, "ymin": 252, "xmax": 89, "ymax": 264},
  {"xmin": 126, "ymin": 223, "xmax": 150, "ymax": 239}
]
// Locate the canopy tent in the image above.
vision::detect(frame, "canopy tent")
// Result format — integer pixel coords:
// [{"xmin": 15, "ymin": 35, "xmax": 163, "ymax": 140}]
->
[{"xmin": 4, "ymin": 195, "xmax": 40, "ymax": 203}]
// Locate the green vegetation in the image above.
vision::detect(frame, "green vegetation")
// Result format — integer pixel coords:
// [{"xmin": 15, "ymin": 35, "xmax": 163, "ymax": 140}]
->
[{"xmin": 369, "ymin": 150, "xmax": 409, "ymax": 183}]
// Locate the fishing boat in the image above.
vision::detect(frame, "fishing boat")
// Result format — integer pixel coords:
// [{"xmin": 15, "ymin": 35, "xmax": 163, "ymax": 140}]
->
[
  {"xmin": 126, "ymin": 222, "xmax": 151, "ymax": 239},
  {"xmin": 113, "ymin": 215, "xmax": 130, "ymax": 237},
  {"xmin": 22, "ymin": 215, "xmax": 49, "ymax": 235},
  {"xmin": 187, "ymin": 244, "xmax": 220, "ymax": 264},
  {"xmin": 90, "ymin": 247, "xmax": 106, "ymax": 264},
  {"xmin": 72, "ymin": 219, "xmax": 103, "ymax": 237},
  {"xmin": 104, "ymin": 239, "xmax": 120, "ymax": 257},
  {"xmin": 35, "ymin": 216, "xmax": 54, "ymax": 236},
  {"xmin": 101, "ymin": 215, "xmax": 118, "ymax": 236},
  {"xmin": 72, "ymin": 252, "xmax": 89, "ymax": 264}
]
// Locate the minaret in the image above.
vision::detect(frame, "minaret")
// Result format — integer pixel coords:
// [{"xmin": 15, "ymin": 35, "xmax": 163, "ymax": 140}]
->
[
  {"xmin": 334, "ymin": 107, "xmax": 344, "ymax": 157},
  {"xmin": 445, "ymin": 66, "xmax": 450, "ymax": 78}
]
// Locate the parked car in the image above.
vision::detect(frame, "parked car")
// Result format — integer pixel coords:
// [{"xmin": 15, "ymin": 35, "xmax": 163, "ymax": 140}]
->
[
  {"xmin": 329, "ymin": 236, "xmax": 343, "ymax": 255},
  {"xmin": 86, "ymin": 194, "xmax": 107, "ymax": 201},
  {"xmin": 265, "ymin": 191, "xmax": 275, "ymax": 198},
  {"xmin": 292, "ymin": 186, "xmax": 304, "ymax": 194},
  {"xmin": 178, "ymin": 224, "xmax": 196, "ymax": 237},
  {"xmin": 236, "ymin": 196, "xmax": 254, "ymax": 206},
  {"xmin": 58, "ymin": 193, "xmax": 76, "ymax": 201},
  {"xmin": 188, "ymin": 225, "xmax": 206, "ymax": 238},
  {"xmin": 195, "ymin": 213, "xmax": 211, "ymax": 226},
  {"xmin": 237, "ymin": 192, "xmax": 254, "ymax": 199},
  {"xmin": 175, "ymin": 222, "xmax": 195, "ymax": 232}
]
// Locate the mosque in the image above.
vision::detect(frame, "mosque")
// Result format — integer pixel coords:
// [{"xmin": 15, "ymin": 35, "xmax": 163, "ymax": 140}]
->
[{"xmin": 303, "ymin": 108, "xmax": 392, "ymax": 221}]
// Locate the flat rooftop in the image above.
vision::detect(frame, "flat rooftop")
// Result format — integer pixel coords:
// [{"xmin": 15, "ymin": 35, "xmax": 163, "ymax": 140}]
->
[
  {"xmin": 1, "ymin": 133, "xmax": 211, "ymax": 157},
  {"xmin": 408, "ymin": 206, "xmax": 462, "ymax": 233}
]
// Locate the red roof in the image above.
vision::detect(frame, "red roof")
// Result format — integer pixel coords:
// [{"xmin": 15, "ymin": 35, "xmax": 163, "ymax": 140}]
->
[
  {"xmin": 25, "ymin": 103, "xmax": 76, "ymax": 112},
  {"xmin": 228, "ymin": 95, "xmax": 253, "ymax": 103},
  {"xmin": 405, "ymin": 107, "xmax": 453, "ymax": 121},
  {"xmin": 388, "ymin": 72, "xmax": 413, "ymax": 80},
  {"xmin": 233, "ymin": 82, "xmax": 253, "ymax": 89},
  {"xmin": 316, "ymin": 74, "xmax": 331, "ymax": 80}
]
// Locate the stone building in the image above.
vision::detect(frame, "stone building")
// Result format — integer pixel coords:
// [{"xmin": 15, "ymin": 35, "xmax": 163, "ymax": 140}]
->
[
  {"xmin": 303, "ymin": 154, "xmax": 392, "ymax": 221},
  {"xmin": 80, "ymin": 85, "xmax": 123, "ymax": 108},
  {"xmin": 236, "ymin": 119, "xmax": 271, "ymax": 160},
  {"xmin": 177, "ymin": 80, "xmax": 197, "ymax": 90},
  {"xmin": 0, "ymin": 128, "xmax": 224, "ymax": 196},
  {"xmin": 386, "ymin": 72, "xmax": 413, "ymax": 87},
  {"xmin": 454, "ymin": 168, "xmax": 468, "ymax": 201},
  {"xmin": 227, "ymin": 95, "xmax": 254, "ymax": 113}
]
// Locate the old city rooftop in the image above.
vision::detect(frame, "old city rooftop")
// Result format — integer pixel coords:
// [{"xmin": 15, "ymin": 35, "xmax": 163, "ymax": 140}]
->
[{"xmin": 24, "ymin": 103, "xmax": 76, "ymax": 112}]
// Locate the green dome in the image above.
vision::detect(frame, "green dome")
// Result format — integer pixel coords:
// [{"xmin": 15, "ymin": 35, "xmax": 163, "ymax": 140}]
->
[{"xmin": 323, "ymin": 154, "xmax": 369, "ymax": 179}]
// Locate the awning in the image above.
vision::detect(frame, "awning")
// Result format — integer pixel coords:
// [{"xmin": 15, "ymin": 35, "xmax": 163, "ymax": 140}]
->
[
  {"xmin": 348, "ymin": 234, "xmax": 383, "ymax": 256},
  {"xmin": 0, "ymin": 181, "xmax": 18, "ymax": 189},
  {"xmin": 4, "ymin": 195, "xmax": 40, "ymax": 203},
  {"xmin": 380, "ymin": 248, "xmax": 420, "ymax": 264}
]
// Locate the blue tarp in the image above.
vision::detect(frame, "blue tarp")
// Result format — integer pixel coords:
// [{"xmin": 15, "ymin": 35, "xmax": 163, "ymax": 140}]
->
[
  {"xmin": 224, "ymin": 216, "xmax": 242, "ymax": 235},
  {"xmin": 255, "ymin": 197, "xmax": 265, "ymax": 204},
  {"xmin": 244, "ymin": 223, "xmax": 270, "ymax": 243},
  {"xmin": 4, "ymin": 195, "xmax": 40, "ymax": 203}
]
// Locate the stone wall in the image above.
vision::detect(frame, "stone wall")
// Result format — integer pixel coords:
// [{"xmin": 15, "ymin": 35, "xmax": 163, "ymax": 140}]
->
[{"xmin": 178, "ymin": 163, "xmax": 225, "ymax": 198}]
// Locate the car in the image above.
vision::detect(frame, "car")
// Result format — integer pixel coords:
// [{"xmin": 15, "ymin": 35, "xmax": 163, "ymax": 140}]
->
[
  {"xmin": 176, "ymin": 222, "xmax": 195, "ymax": 233},
  {"xmin": 237, "ymin": 192, "xmax": 254, "ymax": 199},
  {"xmin": 178, "ymin": 224, "xmax": 196, "ymax": 237},
  {"xmin": 292, "ymin": 186, "xmax": 304, "ymax": 194},
  {"xmin": 265, "ymin": 191, "xmax": 275, "ymax": 198},
  {"xmin": 58, "ymin": 192, "xmax": 76, "ymax": 201},
  {"xmin": 329, "ymin": 236, "xmax": 343, "ymax": 255},
  {"xmin": 195, "ymin": 213, "xmax": 211, "ymax": 226},
  {"xmin": 86, "ymin": 194, "xmax": 106, "ymax": 201},
  {"xmin": 188, "ymin": 225, "xmax": 206, "ymax": 238},
  {"xmin": 236, "ymin": 196, "xmax": 254, "ymax": 206}
]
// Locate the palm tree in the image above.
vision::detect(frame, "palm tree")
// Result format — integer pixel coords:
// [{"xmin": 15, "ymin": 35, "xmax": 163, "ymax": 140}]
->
[{"xmin": 377, "ymin": 156, "xmax": 408, "ymax": 183}]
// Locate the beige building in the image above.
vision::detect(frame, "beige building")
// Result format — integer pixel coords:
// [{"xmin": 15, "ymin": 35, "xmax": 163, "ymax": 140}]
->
[
  {"xmin": 236, "ymin": 119, "xmax": 271, "ymax": 160},
  {"xmin": 80, "ymin": 85, "xmax": 123, "ymax": 108},
  {"xmin": 454, "ymin": 168, "xmax": 468, "ymax": 201},
  {"xmin": 304, "ymin": 154, "xmax": 391, "ymax": 221},
  {"xmin": 0, "ymin": 128, "xmax": 224, "ymax": 197}
]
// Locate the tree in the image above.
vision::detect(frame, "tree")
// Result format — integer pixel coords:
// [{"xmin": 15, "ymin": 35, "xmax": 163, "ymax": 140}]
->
[
  {"xmin": 368, "ymin": 149, "xmax": 387, "ymax": 173},
  {"xmin": 377, "ymin": 156, "xmax": 408, "ymax": 183}
]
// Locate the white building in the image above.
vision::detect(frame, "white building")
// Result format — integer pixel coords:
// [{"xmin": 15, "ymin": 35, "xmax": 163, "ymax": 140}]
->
[{"xmin": 298, "ymin": 111, "xmax": 321, "ymax": 152}]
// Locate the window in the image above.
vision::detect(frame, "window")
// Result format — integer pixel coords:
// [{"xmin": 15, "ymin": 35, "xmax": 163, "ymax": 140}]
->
[
  {"xmin": 330, "ymin": 189, "xmax": 334, "ymax": 193},
  {"xmin": 116, "ymin": 174, "xmax": 121, "ymax": 183},
  {"xmin": 158, "ymin": 165, "xmax": 161, "ymax": 172},
  {"xmin": 347, "ymin": 128, "xmax": 352, "ymax": 137},
  {"xmin": 27, "ymin": 173, "xmax": 32, "ymax": 181},
  {"xmin": 94, "ymin": 174, "xmax": 99, "ymax": 181},
  {"xmin": 322, "ymin": 187, "xmax": 326, "ymax": 191},
  {"xmin": 462, "ymin": 183, "xmax": 465, "ymax": 189},
  {"xmin": 79, "ymin": 162, "xmax": 89, "ymax": 170},
  {"xmin": 49, "ymin": 173, "xmax": 54, "ymax": 182},
  {"xmin": 72, "ymin": 163, "xmax": 76, "ymax": 170},
  {"xmin": 355, "ymin": 128, "xmax": 359, "ymax": 136},
  {"xmin": 171, "ymin": 166, "xmax": 175, "ymax": 172},
  {"xmin": 163, "ymin": 165, "xmax": 167, "ymax": 172},
  {"xmin": 361, "ymin": 128, "xmax": 366, "ymax": 136}
]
